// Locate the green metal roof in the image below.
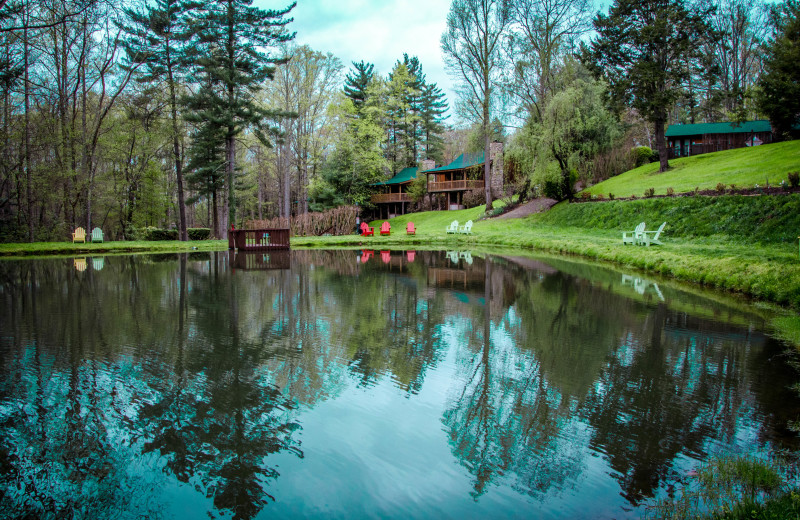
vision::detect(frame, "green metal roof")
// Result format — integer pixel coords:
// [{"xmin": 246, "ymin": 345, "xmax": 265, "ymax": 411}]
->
[
  {"xmin": 665, "ymin": 120, "xmax": 772, "ymax": 137},
  {"xmin": 373, "ymin": 166, "xmax": 418, "ymax": 186},
  {"xmin": 422, "ymin": 152, "xmax": 486, "ymax": 174}
]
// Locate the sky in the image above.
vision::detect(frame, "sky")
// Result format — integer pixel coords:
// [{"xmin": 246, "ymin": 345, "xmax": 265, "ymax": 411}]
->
[{"xmin": 257, "ymin": 0, "xmax": 459, "ymax": 121}]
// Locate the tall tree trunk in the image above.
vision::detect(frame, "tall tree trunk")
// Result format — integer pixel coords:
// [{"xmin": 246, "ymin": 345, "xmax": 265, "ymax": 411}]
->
[
  {"xmin": 168, "ymin": 61, "xmax": 188, "ymax": 241},
  {"xmin": 23, "ymin": 0, "xmax": 33, "ymax": 241},
  {"xmin": 655, "ymin": 116, "xmax": 669, "ymax": 173},
  {"xmin": 212, "ymin": 189, "xmax": 219, "ymax": 238},
  {"xmin": 225, "ymin": 133, "xmax": 234, "ymax": 232},
  {"xmin": 483, "ymin": 103, "xmax": 493, "ymax": 211},
  {"xmin": 81, "ymin": 32, "xmax": 91, "ymax": 235}
]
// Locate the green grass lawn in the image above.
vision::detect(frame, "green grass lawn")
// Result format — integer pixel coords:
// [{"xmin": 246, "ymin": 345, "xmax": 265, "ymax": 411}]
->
[
  {"xmin": 584, "ymin": 140, "xmax": 800, "ymax": 197},
  {"xmin": 0, "ymin": 239, "xmax": 227, "ymax": 258}
]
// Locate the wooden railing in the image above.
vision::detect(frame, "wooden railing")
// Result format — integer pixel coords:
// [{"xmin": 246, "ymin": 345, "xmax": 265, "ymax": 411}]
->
[
  {"xmin": 428, "ymin": 179, "xmax": 484, "ymax": 192},
  {"xmin": 228, "ymin": 228, "xmax": 290, "ymax": 250},
  {"xmin": 371, "ymin": 193, "xmax": 411, "ymax": 204}
]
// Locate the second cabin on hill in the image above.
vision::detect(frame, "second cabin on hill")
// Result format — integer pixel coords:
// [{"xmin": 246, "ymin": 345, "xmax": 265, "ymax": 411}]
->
[{"xmin": 665, "ymin": 120, "xmax": 773, "ymax": 159}]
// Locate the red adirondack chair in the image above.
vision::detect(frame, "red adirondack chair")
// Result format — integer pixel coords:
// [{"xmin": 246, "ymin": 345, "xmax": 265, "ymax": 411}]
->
[
  {"xmin": 406, "ymin": 250, "xmax": 416, "ymax": 262},
  {"xmin": 360, "ymin": 222, "xmax": 374, "ymax": 236},
  {"xmin": 380, "ymin": 222, "xmax": 391, "ymax": 236},
  {"xmin": 406, "ymin": 222, "xmax": 416, "ymax": 235},
  {"xmin": 361, "ymin": 250, "xmax": 374, "ymax": 262},
  {"xmin": 381, "ymin": 250, "xmax": 391, "ymax": 263}
]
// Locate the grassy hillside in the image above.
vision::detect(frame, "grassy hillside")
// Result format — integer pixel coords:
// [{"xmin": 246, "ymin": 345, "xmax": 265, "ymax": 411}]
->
[
  {"xmin": 293, "ymin": 194, "xmax": 800, "ymax": 312},
  {"xmin": 584, "ymin": 140, "xmax": 800, "ymax": 197},
  {"xmin": 535, "ymin": 194, "xmax": 800, "ymax": 244}
]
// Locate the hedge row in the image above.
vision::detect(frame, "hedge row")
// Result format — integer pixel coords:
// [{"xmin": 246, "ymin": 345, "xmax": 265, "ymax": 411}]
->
[{"xmin": 142, "ymin": 227, "xmax": 211, "ymax": 241}]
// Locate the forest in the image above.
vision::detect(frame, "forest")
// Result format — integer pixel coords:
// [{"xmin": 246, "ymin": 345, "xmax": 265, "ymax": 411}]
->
[{"xmin": 0, "ymin": 0, "xmax": 797, "ymax": 241}]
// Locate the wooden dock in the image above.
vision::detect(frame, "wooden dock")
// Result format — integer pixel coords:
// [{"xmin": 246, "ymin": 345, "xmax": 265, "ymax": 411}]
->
[{"xmin": 228, "ymin": 228, "xmax": 290, "ymax": 251}]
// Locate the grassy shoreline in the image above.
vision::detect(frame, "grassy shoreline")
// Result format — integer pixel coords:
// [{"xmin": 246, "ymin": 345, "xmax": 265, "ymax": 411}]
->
[
  {"xmin": 0, "ymin": 239, "xmax": 228, "ymax": 258},
  {"xmin": 3, "ymin": 195, "xmax": 800, "ymax": 342}
]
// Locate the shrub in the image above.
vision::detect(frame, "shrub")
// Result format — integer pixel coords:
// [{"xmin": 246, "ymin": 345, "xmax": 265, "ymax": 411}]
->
[
  {"xmin": 188, "ymin": 228, "xmax": 211, "ymax": 240},
  {"xmin": 484, "ymin": 207, "xmax": 504, "ymax": 218},
  {"xmin": 789, "ymin": 171, "xmax": 800, "ymax": 188},
  {"xmin": 462, "ymin": 189, "xmax": 485, "ymax": 209},
  {"xmin": 666, "ymin": 187, "xmax": 675, "ymax": 196},
  {"xmin": 608, "ymin": 193, "xmax": 615, "ymax": 200},
  {"xmin": 716, "ymin": 182, "xmax": 726, "ymax": 193},
  {"xmin": 542, "ymin": 179, "xmax": 565, "ymax": 200},
  {"xmin": 144, "ymin": 227, "xmax": 179, "ymax": 241},
  {"xmin": 595, "ymin": 193, "xmax": 605, "ymax": 200},
  {"xmin": 644, "ymin": 187, "xmax": 655, "ymax": 198},
  {"xmin": 580, "ymin": 191, "xmax": 591, "ymax": 200},
  {"xmin": 632, "ymin": 146, "xmax": 655, "ymax": 167},
  {"xmin": 729, "ymin": 184, "xmax": 737, "ymax": 192}
]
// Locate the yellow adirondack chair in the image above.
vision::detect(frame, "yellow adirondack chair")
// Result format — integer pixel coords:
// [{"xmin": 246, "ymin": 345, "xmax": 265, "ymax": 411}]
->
[{"xmin": 72, "ymin": 227, "xmax": 86, "ymax": 243}]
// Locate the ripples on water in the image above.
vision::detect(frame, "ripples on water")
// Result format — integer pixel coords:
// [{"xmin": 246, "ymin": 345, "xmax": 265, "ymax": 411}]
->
[{"xmin": 0, "ymin": 250, "xmax": 798, "ymax": 519}]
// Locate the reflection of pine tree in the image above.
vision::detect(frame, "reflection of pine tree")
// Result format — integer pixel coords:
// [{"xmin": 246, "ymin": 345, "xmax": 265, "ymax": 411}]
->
[{"xmin": 135, "ymin": 253, "xmax": 302, "ymax": 520}]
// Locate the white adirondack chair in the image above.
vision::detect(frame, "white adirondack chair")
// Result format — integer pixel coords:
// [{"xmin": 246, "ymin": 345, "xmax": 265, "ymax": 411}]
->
[
  {"xmin": 641, "ymin": 222, "xmax": 667, "ymax": 246},
  {"xmin": 446, "ymin": 220, "xmax": 459, "ymax": 234},
  {"xmin": 622, "ymin": 222, "xmax": 645, "ymax": 245}
]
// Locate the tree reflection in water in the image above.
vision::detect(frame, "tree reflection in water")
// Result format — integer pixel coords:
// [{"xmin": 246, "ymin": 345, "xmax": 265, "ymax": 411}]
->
[{"xmin": 0, "ymin": 250, "xmax": 797, "ymax": 518}]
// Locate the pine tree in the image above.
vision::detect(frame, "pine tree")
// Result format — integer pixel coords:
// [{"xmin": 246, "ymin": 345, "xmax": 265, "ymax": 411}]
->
[
  {"xmin": 185, "ymin": 83, "xmax": 227, "ymax": 237},
  {"xmin": 343, "ymin": 60, "xmax": 374, "ymax": 111},
  {"xmin": 187, "ymin": 0, "xmax": 295, "ymax": 230},
  {"xmin": 587, "ymin": 0, "xmax": 713, "ymax": 172},
  {"xmin": 758, "ymin": 0, "xmax": 800, "ymax": 140},
  {"xmin": 120, "ymin": 0, "xmax": 198, "ymax": 241},
  {"xmin": 419, "ymin": 82, "xmax": 448, "ymax": 164}
]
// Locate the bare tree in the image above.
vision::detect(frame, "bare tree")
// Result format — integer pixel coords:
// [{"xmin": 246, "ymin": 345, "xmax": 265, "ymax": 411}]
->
[
  {"xmin": 507, "ymin": 0, "xmax": 593, "ymax": 121},
  {"xmin": 701, "ymin": 0, "xmax": 769, "ymax": 120},
  {"xmin": 441, "ymin": 0, "xmax": 510, "ymax": 211}
]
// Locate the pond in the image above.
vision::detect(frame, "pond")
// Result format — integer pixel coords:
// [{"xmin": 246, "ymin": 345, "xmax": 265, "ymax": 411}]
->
[{"xmin": 0, "ymin": 250, "xmax": 798, "ymax": 519}]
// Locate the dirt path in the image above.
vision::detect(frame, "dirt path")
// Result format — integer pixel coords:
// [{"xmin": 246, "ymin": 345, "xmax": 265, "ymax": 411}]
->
[{"xmin": 495, "ymin": 198, "xmax": 558, "ymax": 219}]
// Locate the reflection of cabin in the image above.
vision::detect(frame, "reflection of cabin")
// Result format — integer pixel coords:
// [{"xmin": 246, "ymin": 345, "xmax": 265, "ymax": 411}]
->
[
  {"xmin": 423, "ymin": 142, "xmax": 503, "ymax": 210},
  {"xmin": 228, "ymin": 250, "xmax": 291, "ymax": 270},
  {"xmin": 228, "ymin": 228, "xmax": 290, "ymax": 250},
  {"xmin": 665, "ymin": 120, "xmax": 772, "ymax": 159},
  {"xmin": 370, "ymin": 166, "xmax": 419, "ymax": 219}
]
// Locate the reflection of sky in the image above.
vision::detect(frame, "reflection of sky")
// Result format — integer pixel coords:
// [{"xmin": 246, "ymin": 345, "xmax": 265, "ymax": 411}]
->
[{"xmin": 263, "ymin": 310, "xmax": 657, "ymax": 518}]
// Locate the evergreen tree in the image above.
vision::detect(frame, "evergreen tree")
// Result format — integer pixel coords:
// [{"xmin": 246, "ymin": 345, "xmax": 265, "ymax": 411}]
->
[
  {"xmin": 343, "ymin": 60, "xmax": 375, "ymax": 111},
  {"xmin": 185, "ymin": 86, "xmax": 227, "ymax": 237},
  {"xmin": 386, "ymin": 62, "xmax": 419, "ymax": 172},
  {"xmin": 757, "ymin": 0, "xmax": 800, "ymax": 140},
  {"xmin": 187, "ymin": 0, "xmax": 295, "ymax": 230},
  {"xmin": 419, "ymin": 82, "xmax": 448, "ymax": 163},
  {"xmin": 120, "ymin": 0, "xmax": 198, "ymax": 241},
  {"xmin": 587, "ymin": 0, "xmax": 713, "ymax": 172}
]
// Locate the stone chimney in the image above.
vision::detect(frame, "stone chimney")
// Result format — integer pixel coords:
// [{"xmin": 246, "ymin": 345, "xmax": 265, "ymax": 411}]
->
[
  {"xmin": 420, "ymin": 159, "xmax": 436, "ymax": 172},
  {"xmin": 489, "ymin": 141, "xmax": 504, "ymax": 196}
]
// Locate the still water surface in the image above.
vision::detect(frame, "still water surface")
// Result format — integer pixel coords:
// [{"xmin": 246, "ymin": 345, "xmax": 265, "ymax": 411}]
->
[{"xmin": 0, "ymin": 250, "xmax": 798, "ymax": 519}]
